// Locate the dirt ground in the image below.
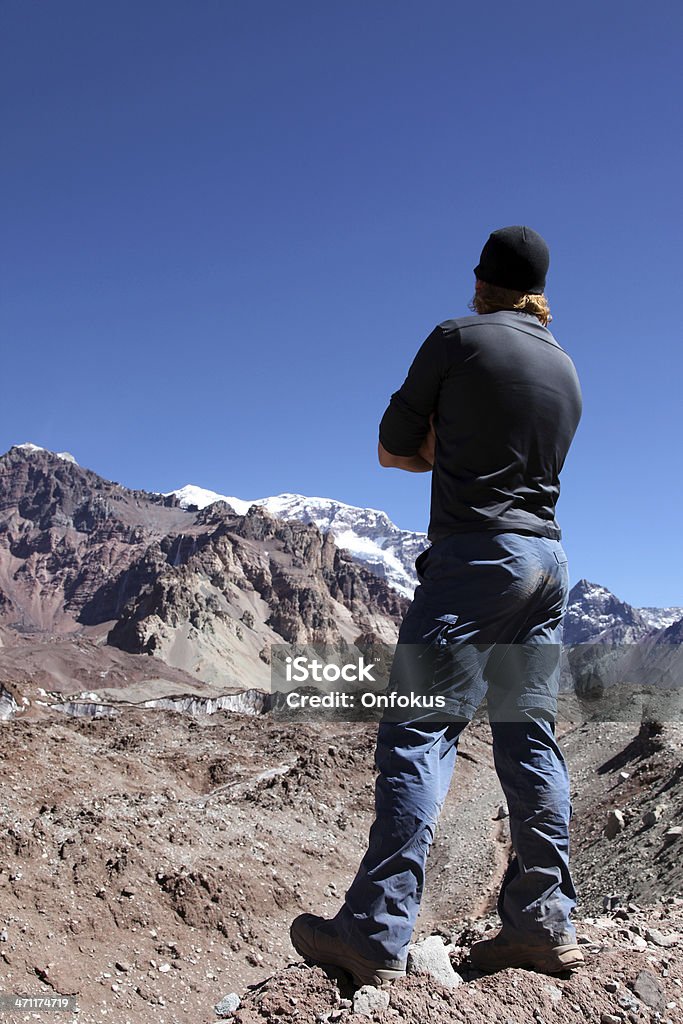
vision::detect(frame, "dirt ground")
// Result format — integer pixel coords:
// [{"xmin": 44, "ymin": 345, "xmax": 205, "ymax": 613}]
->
[{"xmin": 1, "ymin": 709, "xmax": 683, "ymax": 1023}]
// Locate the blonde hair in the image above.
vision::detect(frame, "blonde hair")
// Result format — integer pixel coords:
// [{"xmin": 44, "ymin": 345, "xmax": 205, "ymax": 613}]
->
[{"xmin": 469, "ymin": 281, "xmax": 552, "ymax": 326}]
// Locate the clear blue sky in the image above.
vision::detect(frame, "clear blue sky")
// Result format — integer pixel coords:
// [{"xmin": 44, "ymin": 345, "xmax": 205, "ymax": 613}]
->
[{"xmin": 2, "ymin": 1, "xmax": 681, "ymax": 607}]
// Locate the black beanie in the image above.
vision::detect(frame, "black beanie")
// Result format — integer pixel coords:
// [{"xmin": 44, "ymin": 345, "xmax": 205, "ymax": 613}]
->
[{"xmin": 474, "ymin": 225, "xmax": 549, "ymax": 294}]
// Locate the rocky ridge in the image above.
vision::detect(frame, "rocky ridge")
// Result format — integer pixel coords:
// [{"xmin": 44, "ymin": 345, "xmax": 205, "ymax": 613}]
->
[{"xmin": 166, "ymin": 486, "xmax": 428, "ymax": 600}]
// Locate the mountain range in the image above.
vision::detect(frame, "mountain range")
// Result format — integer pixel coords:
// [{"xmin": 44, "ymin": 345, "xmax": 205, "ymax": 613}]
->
[
  {"xmin": 164, "ymin": 481, "xmax": 683, "ymax": 640},
  {"xmin": 0, "ymin": 444, "xmax": 406, "ymax": 710},
  {"xmin": 0, "ymin": 443, "xmax": 680, "ymax": 717}
]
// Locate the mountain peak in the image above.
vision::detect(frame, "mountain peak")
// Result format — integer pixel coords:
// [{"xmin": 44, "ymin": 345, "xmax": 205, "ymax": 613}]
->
[
  {"xmin": 6, "ymin": 442, "xmax": 78, "ymax": 465},
  {"xmin": 570, "ymin": 579, "xmax": 617, "ymax": 602},
  {"xmin": 566, "ymin": 578, "xmax": 651, "ymax": 643}
]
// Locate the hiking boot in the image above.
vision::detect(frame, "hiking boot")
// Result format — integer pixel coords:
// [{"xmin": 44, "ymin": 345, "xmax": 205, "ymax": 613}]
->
[
  {"xmin": 289, "ymin": 913, "xmax": 406, "ymax": 987},
  {"xmin": 469, "ymin": 927, "xmax": 585, "ymax": 974}
]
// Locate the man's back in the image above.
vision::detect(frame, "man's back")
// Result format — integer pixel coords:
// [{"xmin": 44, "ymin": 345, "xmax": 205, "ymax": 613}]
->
[{"xmin": 379, "ymin": 309, "xmax": 582, "ymax": 541}]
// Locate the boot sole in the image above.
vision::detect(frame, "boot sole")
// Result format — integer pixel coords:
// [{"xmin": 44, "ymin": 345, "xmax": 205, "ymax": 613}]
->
[{"xmin": 290, "ymin": 916, "xmax": 406, "ymax": 987}]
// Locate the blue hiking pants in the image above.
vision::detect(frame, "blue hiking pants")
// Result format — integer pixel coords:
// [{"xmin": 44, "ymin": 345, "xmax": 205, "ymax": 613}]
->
[{"xmin": 334, "ymin": 530, "xmax": 578, "ymax": 967}]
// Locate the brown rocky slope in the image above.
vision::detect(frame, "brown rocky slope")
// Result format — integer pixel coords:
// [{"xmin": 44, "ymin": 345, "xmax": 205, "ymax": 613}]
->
[{"xmin": 1, "ymin": 709, "xmax": 683, "ymax": 1023}]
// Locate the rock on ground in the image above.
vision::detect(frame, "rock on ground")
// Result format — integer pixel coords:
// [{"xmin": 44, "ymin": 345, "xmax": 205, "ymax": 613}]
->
[
  {"xmin": 407, "ymin": 935, "xmax": 461, "ymax": 989},
  {"xmin": 215, "ymin": 991, "xmax": 241, "ymax": 1017},
  {"xmin": 352, "ymin": 985, "xmax": 390, "ymax": 1016}
]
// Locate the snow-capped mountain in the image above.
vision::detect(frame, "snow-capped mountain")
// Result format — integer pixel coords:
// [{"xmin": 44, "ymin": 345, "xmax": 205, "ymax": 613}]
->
[
  {"xmin": 564, "ymin": 580, "xmax": 683, "ymax": 645},
  {"xmin": 166, "ymin": 485, "xmax": 428, "ymax": 598},
  {"xmin": 564, "ymin": 580, "xmax": 654, "ymax": 644}
]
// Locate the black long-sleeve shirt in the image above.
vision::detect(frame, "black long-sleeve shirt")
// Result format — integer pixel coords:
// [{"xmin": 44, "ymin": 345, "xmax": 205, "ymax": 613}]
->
[{"xmin": 379, "ymin": 311, "xmax": 582, "ymax": 542}]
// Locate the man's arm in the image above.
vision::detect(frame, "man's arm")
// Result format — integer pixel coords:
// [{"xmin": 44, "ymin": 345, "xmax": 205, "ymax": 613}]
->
[
  {"xmin": 378, "ymin": 327, "xmax": 445, "ymax": 471},
  {"xmin": 377, "ymin": 440, "xmax": 433, "ymax": 473},
  {"xmin": 378, "ymin": 413, "xmax": 436, "ymax": 472}
]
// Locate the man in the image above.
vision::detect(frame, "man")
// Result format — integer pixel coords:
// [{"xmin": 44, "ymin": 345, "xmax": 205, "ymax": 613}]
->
[{"xmin": 290, "ymin": 226, "xmax": 584, "ymax": 983}]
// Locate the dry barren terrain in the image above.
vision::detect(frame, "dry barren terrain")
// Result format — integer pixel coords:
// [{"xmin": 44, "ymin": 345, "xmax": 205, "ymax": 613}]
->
[{"xmin": 2, "ymin": 704, "xmax": 683, "ymax": 1024}]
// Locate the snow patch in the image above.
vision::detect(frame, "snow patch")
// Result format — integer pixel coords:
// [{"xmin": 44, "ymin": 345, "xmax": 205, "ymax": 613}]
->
[
  {"xmin": 168, "ymin": 484, "xmax": 250, "ymax": 513},
  {"xmin": 639, "ymin": 606, "xmax": 683, "ymax": 630}
]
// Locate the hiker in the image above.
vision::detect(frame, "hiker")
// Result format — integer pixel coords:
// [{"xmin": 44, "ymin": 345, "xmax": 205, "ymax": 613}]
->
[{"xmin": 290, "ymin": 226, "xmax": 584, "ymax": 982}]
